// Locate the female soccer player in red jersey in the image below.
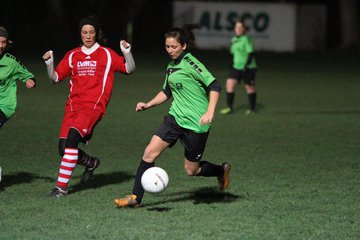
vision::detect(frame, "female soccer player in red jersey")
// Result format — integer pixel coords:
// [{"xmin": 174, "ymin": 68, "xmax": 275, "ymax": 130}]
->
[{"xmin": 43, "ymin": 16, "xmax": 135, "ymax": 197}]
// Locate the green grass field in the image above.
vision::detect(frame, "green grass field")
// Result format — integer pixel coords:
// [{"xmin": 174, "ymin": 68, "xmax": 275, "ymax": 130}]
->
[{"xmin": 1, "ymin": 50, "xmax": 360, "ymax": 239}]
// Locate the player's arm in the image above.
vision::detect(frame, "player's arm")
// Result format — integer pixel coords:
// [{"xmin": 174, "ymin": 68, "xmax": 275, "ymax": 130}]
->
[
  {"xmin": 136, "ymin": 91, "xmax": 169, "ymax": 112},
  {"xmin": 199, "ymin": 80, "xmax": 221, "ymax": 125},
  {"xmin": 244, "ymin": 37, "xmax": 254, "ymax": 69},
  {"xmin": 244, "ymin": 52, "xmax": 254, "ymax": 69},
  {"xmin": 136, "ymin": 78, "xmax": 171, "ymax": 111},
  {"xmin": 42, "ymin": 50, "xmax": 59, "ymax": 83},
  {"xmin": 14, "ymin": 59, "xmax": 36, "ymax": 88},
  {"xmin": 120, "ymin": 40, "xmax": 135, "ymax": 74}
]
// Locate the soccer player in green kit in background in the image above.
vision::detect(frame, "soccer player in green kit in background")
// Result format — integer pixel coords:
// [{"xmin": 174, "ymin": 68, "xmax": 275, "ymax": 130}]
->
[
  {"xmin": 0, "ymin": 26, "xmax": 36, "ymax": 182},
  {"xmin": 220, "ymin": 20, "xmax": 257, "ymax": 115},
  {"xmin": 0, "ymin": 26, "xmax": 36, "ymax": 128},
  {"xmin": 115, "ymin": 24, "xmax": 231, "ymax": 208}
]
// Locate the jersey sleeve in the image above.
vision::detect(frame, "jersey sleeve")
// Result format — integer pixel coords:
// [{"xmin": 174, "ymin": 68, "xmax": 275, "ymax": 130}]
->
[
  {"xmin": 188, "ymin": 60, "xmax": 215, "ymax": 87},
  {"xmin": 55, "ymin": 51, "xmax": 73, "ymax": 81},
  {"xmin": 13, "ymin": 60, "xmax": 35, "ymax": 83},
  {"xmin": 110, "ymin": 50, "xmax": 127, "ymax": 73},
  {"xmin": 245, "ymin": 36, "xmax": 254, "ymax": 53}
]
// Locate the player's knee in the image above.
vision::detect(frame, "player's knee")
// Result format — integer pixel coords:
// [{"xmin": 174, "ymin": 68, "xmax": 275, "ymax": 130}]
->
[
  {"xmin": 245, "ymin": 84, "xmax": 256, "ymax": 93},
  {"xmin": 143, "ymin": 146, "xmax": 160, "ymax": 162},
  {"xmin": 226, "ymin": 79, "xmax": 237, "ymax": 91},
  {"xmin": 66, "ymin": 128, "xmax": 83, "ymax": 148}
]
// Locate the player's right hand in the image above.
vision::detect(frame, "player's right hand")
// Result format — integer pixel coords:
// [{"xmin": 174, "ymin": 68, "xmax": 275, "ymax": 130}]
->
[
  {"xmin": 42, "ymin": 50, "xmax": 53, "ymax": 61},
  {"xmin": 136, "ymin": 102, "xmax": 147, "ymax": 112}
]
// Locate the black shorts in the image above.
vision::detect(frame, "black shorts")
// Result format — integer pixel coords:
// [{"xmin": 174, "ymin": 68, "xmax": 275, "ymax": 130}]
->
[
  {"xmin": 228, "ymin": 68, "xmax": 256, "ymax": 86},
  {"xmin": 155, "ymin": 115, "xmax": 209, "ymax": 162},
  {"xmin": 0, "ymin": 110, "xmax": 8, "ymax": 128}
]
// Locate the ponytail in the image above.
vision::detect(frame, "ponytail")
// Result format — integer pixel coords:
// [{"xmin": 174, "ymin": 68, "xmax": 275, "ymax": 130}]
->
[{"xmin": 165, "ymin": 23, "xmax": 200, "ymax": 49}]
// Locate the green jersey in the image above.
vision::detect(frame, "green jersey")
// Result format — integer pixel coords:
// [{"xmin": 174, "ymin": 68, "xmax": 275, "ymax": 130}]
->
[
  {"xmin": 0, "ymin": 53, "xmax": 34, "ymax": 118},
  {"xmin": 163, "ymin": 52, "xmax": 215, "ymax": 133},
  {"xmin": 230, "ymin": 34, "xmax": 257, "ymax": 70}
]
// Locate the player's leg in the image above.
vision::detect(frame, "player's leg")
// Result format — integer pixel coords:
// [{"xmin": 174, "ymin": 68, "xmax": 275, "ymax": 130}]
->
[
  {"xmin": 114, "ymin": 135, "xmax": 170, "ymax": 207},
  {"xmin": 135, "ymin": 136, "xmax": 169, "ymax": 200},
  {"xmin": 183, "ymin": 130, "xmax": 231, "ymax": 191},
  {"xmin": 57, "ymin": 138, "xmax": 101, "ymax": 187},
  {"xmin": 115, "ymin": 115, "xmax": 177, "ymax": 207},
  {"xmin": 221, "ymin": 68, "xmax": 243, "ymax": 114},
  {"xmin": 78, "ymin": 146, "xmax": 100, "ymax": 184},
  {"xmin": 58, "ymin": 138, "xmax": 66, "ymax": 157},
  {"xmin": 74, "ymin": 110, "xmax": 102, "ymax": 184},
  {"xmin": 50, "ymin": 128, "xmax": 83, "ymax": 197},
  {"xmin": 220, "ymin": 78, "xmax": 238, "ymax": 114},
  {"xmin": 185, "ymin": 160, "xmax": 231, "ymax": 191},
  {"xmin": 0, "ymin": 109, "xmax": 8, "ymax": 128},
  {"xmin": 58, "ymin": 135, "xmax": 100, "ymax": 184},
  {"xmin": 244, "ymin": 69, "xmax": 257, "ymax": 114}
]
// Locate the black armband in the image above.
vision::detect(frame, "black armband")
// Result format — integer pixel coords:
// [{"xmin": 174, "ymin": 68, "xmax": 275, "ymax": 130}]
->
[
  {"xmin": 207, "ymin": 80, "xmax": 221, "ymax": 92},
  {"xmin": 245, "ymin": 53, "xmax": 254, "ymax": 68},
  {"xmin": 162, "ymin": 81, "xmax": 172, "ymax": 98}
]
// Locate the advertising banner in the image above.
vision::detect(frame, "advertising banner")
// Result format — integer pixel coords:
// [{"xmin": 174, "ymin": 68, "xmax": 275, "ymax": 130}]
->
[{"xmin": 174, "ymin": 1, "xmax": 296, "ymax": 51}]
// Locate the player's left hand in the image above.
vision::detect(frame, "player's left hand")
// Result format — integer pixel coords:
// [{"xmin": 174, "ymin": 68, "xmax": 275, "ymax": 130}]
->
[
  {"xmin": 199, "ymin": 112, "xmax": 214, "ymax": 125},
  {"xmin": 26, "ymin": 79, "xmax": 36, "ymax": 88},
  {"xmin": 120, "ymin": 40, "xmax": 131, "ymax": 53}
]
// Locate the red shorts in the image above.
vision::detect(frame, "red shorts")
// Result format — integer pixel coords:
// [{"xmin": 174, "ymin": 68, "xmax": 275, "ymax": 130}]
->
[{"xmin": 59, "ymin": 109, "xmax": 103, "ymax": 140}]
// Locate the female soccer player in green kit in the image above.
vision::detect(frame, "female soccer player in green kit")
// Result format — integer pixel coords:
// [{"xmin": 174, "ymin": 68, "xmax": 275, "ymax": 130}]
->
[
  {"xmin": 115, "ymin": 25, "xmax": 231, "ymax": 208},
  {"xmin": 220, "ymin": 20, "xmax": 257, "ymax": 115},
  {"xmin": 0, "ymin": 26, "xmax": 35, "ymax": 182},
  {"xmin": 0, "ymin": 26, "xmax": 36, "ymax": 128}
]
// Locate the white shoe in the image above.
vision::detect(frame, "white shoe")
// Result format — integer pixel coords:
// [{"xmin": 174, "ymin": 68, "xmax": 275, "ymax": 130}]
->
[{"xmin": 0, "ymin": 166, "xmax": 2, "ymax": 182}]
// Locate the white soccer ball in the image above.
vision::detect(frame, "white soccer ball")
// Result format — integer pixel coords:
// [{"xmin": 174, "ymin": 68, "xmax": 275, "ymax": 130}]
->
[{"xmin": 141, "ymin": 167, "xmax": 169, "ymax": 193}]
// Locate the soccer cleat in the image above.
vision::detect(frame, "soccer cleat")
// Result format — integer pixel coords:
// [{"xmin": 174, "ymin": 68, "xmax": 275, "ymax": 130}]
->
[
  {"xmin": 81, "ymin": 157, "xmax": 100, "ymax": 184},
  {"xmin": 220, "ymin": 107, "xmax": 233, "ymax": 115},
  {"xmin": 49, "ymin": 187, "xmax": 68, "ymax": 198},
  {"xmin": 0, "ymin": 166, "xmax": 2, "ymax": 182},
  {"xmin": 114, "ymin": 194, "xmax": 141, "ymax": 208},
  {"xmin": 217, "ymin": 162, "xmax": 231, "ymax": 191}
]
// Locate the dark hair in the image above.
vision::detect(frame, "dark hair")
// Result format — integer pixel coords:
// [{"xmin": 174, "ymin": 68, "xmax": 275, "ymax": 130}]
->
[
  {"xmin": 165, "ymin": 24, "xmax": 200, "ymax": 49},
  {"xmin": 0, "ymin": 26, "xmax": 13, "ymax": 51},
  {"xmin": 79, "ymin": 15, "xmax": 106, "ymax": 44},
  {"xmin": 235, "ymin": 20, "xmax": 248, "ymax": 33}
]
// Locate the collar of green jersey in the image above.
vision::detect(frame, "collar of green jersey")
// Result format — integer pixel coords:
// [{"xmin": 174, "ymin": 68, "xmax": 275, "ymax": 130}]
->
[{"xmin": 174, "ymin": 51, "xmax": 187, "ymax": 65}]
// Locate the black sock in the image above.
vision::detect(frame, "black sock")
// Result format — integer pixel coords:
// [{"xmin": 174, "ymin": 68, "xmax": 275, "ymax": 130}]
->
[
  {"xmin": 132, "ymin": 159, "xmax": 154, "ymax": 203},
  {"xmin": 248, "ymin": 92, "xmax": 256, "ymax": 110},
  {"xmin": 196, "ymin": 161, "xmax": 223, "ymax": 177},
  {"xmin": 226, "ymin": 93, "xmax": 235, "ymax": 109},
  {"xmin": 77, "ymin": 149, "xmax": 95, "ymax": 168}
]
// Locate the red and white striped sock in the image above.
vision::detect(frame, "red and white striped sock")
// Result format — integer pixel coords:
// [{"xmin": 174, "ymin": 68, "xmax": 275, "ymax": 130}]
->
[{"xmin": 56, "ymin": 148, "xmax": 78, "ymax": 189}]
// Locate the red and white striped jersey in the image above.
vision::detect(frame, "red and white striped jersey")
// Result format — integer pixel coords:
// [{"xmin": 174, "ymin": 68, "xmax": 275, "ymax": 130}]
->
[{"xmin": 55, "ymin": 43, "xmax": 127, "ymax": 114}]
